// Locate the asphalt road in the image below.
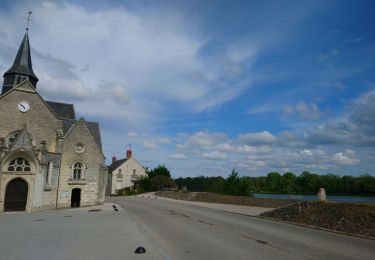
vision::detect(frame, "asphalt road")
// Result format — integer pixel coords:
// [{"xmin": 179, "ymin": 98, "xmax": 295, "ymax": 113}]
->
[{"xmin": 109, "ymin": 196, "xmax": 375, "ymax": 260}]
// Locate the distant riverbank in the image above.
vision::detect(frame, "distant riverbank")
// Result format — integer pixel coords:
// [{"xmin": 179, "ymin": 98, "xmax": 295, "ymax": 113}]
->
[{"xmin": 255, "ymin": 193, "xmax": 375, "ymax": 203}]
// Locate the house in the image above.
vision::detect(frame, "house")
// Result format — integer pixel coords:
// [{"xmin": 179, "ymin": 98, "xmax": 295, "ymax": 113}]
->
[
  {"xmin": 107, "ymin": 148, "xmax": 147, "ymax": 195},
  {"xmin": 0, "ymin": 30, "xmax": 107, "ymax": 212}
]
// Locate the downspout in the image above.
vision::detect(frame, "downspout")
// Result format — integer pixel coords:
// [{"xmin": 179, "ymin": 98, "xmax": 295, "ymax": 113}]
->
[{"xmin": 55, "ymin": 166, "xmax": 61, "ymax": 209}]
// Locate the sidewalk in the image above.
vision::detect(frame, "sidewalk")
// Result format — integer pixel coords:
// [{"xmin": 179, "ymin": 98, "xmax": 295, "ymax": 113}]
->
[
  {"xmin": 136, "ymin": 193, "xmax": 274, "ymax": 216},
  {"xmin": 0, "ymin": 203, "xmax": 166, "ymax": 260}
]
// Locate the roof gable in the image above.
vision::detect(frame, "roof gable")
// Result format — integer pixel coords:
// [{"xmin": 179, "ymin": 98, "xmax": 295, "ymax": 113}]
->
[
  {"xmin": 63, "ymin": 118, "xmax": 104, "ymax": 154},
  {"xmin": 13, "ymin": 80, "xmax": 36, "ymax": 93},
  {"xmin": 107, "ymin": 158, "xmax": 127, "ymax": 173}
]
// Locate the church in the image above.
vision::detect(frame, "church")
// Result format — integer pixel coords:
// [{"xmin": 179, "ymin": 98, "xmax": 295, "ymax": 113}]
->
[{"xmin": 0, "ymin": 30, "xmax": 107, "ymax": 212}]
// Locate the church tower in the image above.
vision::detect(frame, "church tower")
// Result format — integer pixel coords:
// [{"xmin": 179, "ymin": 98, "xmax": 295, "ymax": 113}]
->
[{"xmin": 2, "ymin": 31, "xmax": 38, "ymax": 94}]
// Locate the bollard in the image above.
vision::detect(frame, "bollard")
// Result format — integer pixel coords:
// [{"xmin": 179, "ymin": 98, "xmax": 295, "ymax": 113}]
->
[{"xmin": 318, "ymin": 188, "xmax": 326, "ymax": 201}]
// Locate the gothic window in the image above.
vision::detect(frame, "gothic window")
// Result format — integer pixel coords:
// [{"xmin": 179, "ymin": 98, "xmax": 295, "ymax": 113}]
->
[
  {"xmin": 72, "ymin": 161, "xmax": 84, "ymax": 180},
  {"xmin": 8, "ymin": 158, "xmax": 31, "ymax": 172}
]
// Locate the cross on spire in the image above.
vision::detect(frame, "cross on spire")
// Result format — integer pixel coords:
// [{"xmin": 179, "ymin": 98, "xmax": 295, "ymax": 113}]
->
[{"xmin": 25, "ymin": 11, "xmax": 33, "ymax": 31}]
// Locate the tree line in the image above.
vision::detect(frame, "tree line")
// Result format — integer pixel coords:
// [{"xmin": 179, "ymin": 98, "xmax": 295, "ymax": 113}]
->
[{"xmin": 174, "ymin": 170, "xmax": 375, "ymax": 196}]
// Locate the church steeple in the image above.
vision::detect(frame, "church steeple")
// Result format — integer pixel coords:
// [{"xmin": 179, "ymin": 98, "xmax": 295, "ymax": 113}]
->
[{"xmin": 2, "ymin": 31, "xmax": 38, "ymax": 94}]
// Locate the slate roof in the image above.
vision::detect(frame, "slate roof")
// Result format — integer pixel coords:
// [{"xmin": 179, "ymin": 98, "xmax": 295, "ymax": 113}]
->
[
  {"xmin": 85, "ymin": 121, "xmax": 103, "ymax": 151},
  {"xmin": 61, "ymin": 119, "xmax": 103, "ymax": 152},
  {"xmin": 107, "ymin": 158, "xmax": 127, "ymax": 173},
  {"xmin": 62, "ymin": 118, "xmax": 76, "ymax": 134},
  {"xmin": 46, "ymin": 101, "xmax": 76, "ymax": 119},
  {"xmin": 4, "ymin": 32, "xmax": 38, "ymax": 80}
]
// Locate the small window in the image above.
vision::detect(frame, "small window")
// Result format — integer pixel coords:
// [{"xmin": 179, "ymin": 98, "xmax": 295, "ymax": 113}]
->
[
  {"xmin": 73, "ymin": 162, "xmax": 83, "ymax": 180},
  {"xmin": 133, "ymin": 169, "xmax": 136, "ymax": 174},
  {"xmin": 75, "ymin": 143, "xmax": 85, "ymax": 153},
  {"xmin": 8, "ymin": 157, "xmax": 31, "ymax": 172},
  {"xmin": 117, "ymin": 169, "xmax": 123, "ymax": 178}
]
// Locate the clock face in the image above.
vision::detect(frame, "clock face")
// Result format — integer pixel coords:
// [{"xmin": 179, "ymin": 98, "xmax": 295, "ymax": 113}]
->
[{"xmin": 18, "ymin": 101, "xmax": 30, "ymax": 113}]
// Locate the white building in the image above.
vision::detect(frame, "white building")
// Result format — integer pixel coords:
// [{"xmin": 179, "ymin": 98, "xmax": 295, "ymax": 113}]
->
[{"xmin": 106, "ymin": 148, "xmax": 147, "ymax": 195}]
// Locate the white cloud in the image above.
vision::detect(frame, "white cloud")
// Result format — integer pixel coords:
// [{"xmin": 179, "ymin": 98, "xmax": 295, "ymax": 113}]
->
[
  {"xmin": 247, "ymin": 103, "xmax": 279, "ymax": 114},
  {"xmin": 283, "ymin": 101, "xmax": 323, "ymax": 120},
  {"xmin": 236, "ymin": 145, "xmax": 272, "ymax": 154},
  {"xmin": 215, "ymin": 142, "xmax": 234, "ymax": 151},
  {"xmin": 143, "ymin": 140, "xmax": 157, "ymax": 150},
  {"xmin": 189, "ymin": 131, "xmax": 227, "ymax": 148},
  {"xmin": 169, "ymin": 153, "xmax": 187, "ymax": 160},
  {"xmin": 143, "ymin": 137, "xmax": 171, "ymax": 150},
  {"xmin": 333, "ymin": 149, "xmax": 360, "ymax": 165},
  {"xmin": 0, "ymin": 1, "xmax": 259, "ymax": 130},
  {"xmin": 321, "ymin": 81, "xmax": 345, "ymax": 91},
  {"xmin": 200, "ymin": 151, "xmax": 227, "ymax": 160},
  {"xmin": 238, "ymin": 131, "xmax": 277, "ymax": 145}
]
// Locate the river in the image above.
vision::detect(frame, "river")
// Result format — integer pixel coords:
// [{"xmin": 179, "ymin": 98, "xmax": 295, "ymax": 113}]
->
[{"xmin": 255, "ymin": 193, "xmax": 375, "ymax": 203}]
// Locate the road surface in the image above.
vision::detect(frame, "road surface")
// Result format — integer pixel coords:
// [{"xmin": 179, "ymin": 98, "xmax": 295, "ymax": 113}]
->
[
  {"xmin": 109, "ymin": 196, "xmax": 375, "ymax": 260},
  {"xmin": 0, "ymin": 203, "xmax": 164, "ymax": 260}
]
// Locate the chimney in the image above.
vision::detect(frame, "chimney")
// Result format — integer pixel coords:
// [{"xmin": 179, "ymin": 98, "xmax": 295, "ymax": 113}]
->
[
  {"xmin": 112, "ymin": 155, "xmax": 117, "ymax": 164},
  {"xmin": 126, "ymin": 149, "xmax": 132, "ymax": 159}
]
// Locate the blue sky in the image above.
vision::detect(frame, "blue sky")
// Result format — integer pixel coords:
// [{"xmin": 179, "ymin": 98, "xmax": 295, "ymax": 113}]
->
[{"xmin": 0, "ymin": 0, "xmax": 374, "ymax": 177}]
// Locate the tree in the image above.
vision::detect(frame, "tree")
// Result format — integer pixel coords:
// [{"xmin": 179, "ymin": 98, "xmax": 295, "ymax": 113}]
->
[
  {"xmin": 266, "ymin": 172, "xmax": 282, "ymax": 193},
  {"xmin": 150, "ymin": 175, "xmax": 175, "ymax": 191},
  {"xmin": 280, "ymin": 172, "xmax": 298, "ymax": 194},
  {"xmin": 137, "ymin": 176, "xmax": 151, "ymax": 192},
  {"xmin": 224, "ymin": 168, "xmax": 241, "ymax": 195},
  {"xmin": 148, "ymin": 164, "xmax": 171, "ymax": 179},
  {"xmin": 208, "ymin": 177, "xmax": 226, "ymax": 193}
]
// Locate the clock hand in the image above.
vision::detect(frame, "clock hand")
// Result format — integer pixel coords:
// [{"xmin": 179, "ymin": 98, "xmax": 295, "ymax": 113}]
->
[{"xmin": 20, "ymin": 104, "xmax": 25, "ymax": 109}]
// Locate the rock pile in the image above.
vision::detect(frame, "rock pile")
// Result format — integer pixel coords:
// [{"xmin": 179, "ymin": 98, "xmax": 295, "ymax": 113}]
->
[{"xmin": 261, "ymin": 202, "xmax": 375, "ymax": 238}]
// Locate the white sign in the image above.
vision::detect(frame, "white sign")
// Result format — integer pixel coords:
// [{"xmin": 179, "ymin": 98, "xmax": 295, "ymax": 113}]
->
[{"xmin": 60, "ymin": 191, "xmax": 69, "ymax": 198}]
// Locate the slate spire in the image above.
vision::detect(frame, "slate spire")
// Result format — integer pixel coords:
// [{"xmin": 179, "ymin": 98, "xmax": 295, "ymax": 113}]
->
[{"xmin": 2, "ymin": 31, "xmax": 38, "ymax": 94}]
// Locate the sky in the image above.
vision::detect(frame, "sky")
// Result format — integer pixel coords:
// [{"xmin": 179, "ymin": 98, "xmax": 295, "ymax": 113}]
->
[{"xmin": 0, "ymin": 0, "xmax": 374, "ymax": 178}]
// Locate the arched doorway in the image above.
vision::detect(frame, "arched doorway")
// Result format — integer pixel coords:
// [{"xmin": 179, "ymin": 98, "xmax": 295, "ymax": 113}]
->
[
  {"xmin": 4, "ymin": 178, "xmax": 28, "ymax": 212},
  {"xmin": 71, "ymin": 188, "xmax": 81, "ymax": 208}
]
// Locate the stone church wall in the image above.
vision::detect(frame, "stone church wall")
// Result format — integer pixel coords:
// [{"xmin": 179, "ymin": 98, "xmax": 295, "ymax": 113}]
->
[
  {"xmin": 57, "ymin": 119, "xmax": 106, "ymax": 208},
  {"xmin": 0, "ymin": 88, "xmax": 60, "ymax": 152}
]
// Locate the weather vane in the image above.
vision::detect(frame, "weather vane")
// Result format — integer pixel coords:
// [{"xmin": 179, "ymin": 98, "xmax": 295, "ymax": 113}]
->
[{"xmin": 25, "ymin": 11, "xmax": 33, "ymax": 31}]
